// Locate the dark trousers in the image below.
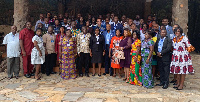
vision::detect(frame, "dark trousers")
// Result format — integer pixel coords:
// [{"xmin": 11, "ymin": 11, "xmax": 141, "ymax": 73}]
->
[
  {"xmin": 78, "ymin": 53, "xmax": 90, "ymax": 74},
  {"xmin": 158, "ymin": 59, "xmax": 170, "ymax": 84},
  {"xmin": 45, "ymin": 53, "xmax": 56, "ymax": 75},
  {"xmin": 105, "ymin": 44, "xmax": 113, "ymax": 75},
  {"xmin": 7, "ymin": 57, "xmax": 20, "ymax": 77}
]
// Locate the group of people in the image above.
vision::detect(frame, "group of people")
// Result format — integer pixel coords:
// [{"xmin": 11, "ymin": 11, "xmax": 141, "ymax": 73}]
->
[{"xmin": 3, "ymin": 12, "xmax": 195, "ymax": 90}]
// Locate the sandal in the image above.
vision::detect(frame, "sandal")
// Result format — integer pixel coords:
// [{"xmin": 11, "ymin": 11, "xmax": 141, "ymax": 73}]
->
[
  {"xmin": 123, "ymin": 78, "xmax": 127, "ymax": 81},
  {"xmin": 113, "ymin": 74, "xmax": 116, "ymax": 77}
]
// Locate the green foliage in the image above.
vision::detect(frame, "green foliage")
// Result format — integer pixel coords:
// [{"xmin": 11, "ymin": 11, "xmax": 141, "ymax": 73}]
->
[{"xmin": 151, "ymin": 0, "xmax": 173, "ymax": 25}]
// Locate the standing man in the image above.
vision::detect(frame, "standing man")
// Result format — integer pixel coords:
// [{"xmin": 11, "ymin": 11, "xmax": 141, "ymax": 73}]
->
[
  {"xmin": 103, "ymin": 24, "xmax": 116, "ymax": 76},
  {"xmin": 19, "ymin": 22, "xmax": 34, "ymax": 78},
  {"xmin": 162, "ymin": 18, "xmax": 173, "ymax": 39},
  {"xmin": 54, "ymin": 20, "xmax": 61, "ymax": 35},
  {"xmin": 94, "ymin": 18, "xmax": 105, "ymax": 35},
  {"xmin": 77, "ymin": 26, "xmax": 91, "ymax": 77},
  {"xmin": 35, "ymin": 14, "xmax": 45, "ymax": 31},
  {"xmin": 133, "ymin": 15, "xmax": 140, "ymax": 29},
  {"xmin": 43, "ymin": 26, "xmax": 57, "ymax": 76},
  {"xmin": 111, "ymin": 16, "xmax": 123, "ymax": 35},
  {"xmin": 154, "ymin": 29, "xmax": 172, "ymax": 89},
  {"xmin": 3, "ymin": 26, "xmax": 20, "ymax": 79}
]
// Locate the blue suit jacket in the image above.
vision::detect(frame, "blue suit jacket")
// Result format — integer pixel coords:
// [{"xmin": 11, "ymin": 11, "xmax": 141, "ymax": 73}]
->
[
  {"xmin": 102, "ymin": 30, "xmax": 116, "ymax": 50},
  {"xmin": 166, "ymin": 25, "xmax": 174, "ymax": 40},
  {"xmin": 111, "ymin": 23, "xmax": 123, "ymax": 35}
]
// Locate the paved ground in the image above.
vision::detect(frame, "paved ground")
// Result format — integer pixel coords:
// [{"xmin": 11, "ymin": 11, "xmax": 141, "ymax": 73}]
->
[{"xmin": 0, "ymin": 53, "xmax": 200, "ymax": 102}]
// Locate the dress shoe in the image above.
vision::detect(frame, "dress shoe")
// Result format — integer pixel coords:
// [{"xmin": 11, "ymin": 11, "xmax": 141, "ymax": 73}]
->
[
  {"xmin": 51, "ymin": 72, "xmax": 57, "ymax": 74},
  {"xmin": 162, "ymin": 84, "xmax": 168, "ymax": 89},
  {"xmin": 85, "ymin": 73, "xmax": 90, "ymax": 77},
  {"xmin": 98, "ymin": 74, "xmax": 101, "ymax": 77},
  {"xmin": 170, "ymin": 80, "xmax": 177, "ymax": 83},
  {"xmin": 79, "ymin": 74, "xmax": 83, "ymax": 77},
  {"xmin": 7, "ymin": 77, "xmax": 12, "ymax": 80},
  {"xmin": 103, "ymin": 73, "xmax": 107, "ymax": 75},
  {"xmin": 156, "ymin": 83, "xmax": 164, "ymax": 86},
  {"xmin": 92, "ymin": 74, "xmax": 95, "ymax": 76},
  {"xmin": 30, "ymin": 73, "xmax": 35, "ymax": 76},
  {"xmin": 15, "ymin": 76, "xmax": 19, "ymax": 79},
  {"xmin": 24, "ymin": 74, "xmax": 31, "ymax": 78},
  {"xmin": 176, "ymin": 88, "xmax": 183, "ymax": 90}
]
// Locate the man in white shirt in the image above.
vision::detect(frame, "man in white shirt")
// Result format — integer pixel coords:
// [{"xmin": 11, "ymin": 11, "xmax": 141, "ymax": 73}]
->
[
  {"xmin": 133, "ymin": 15, "xmax": 140, "ymax": 28},
  {"xmin": 3, "ymin": 26, "xmax": 20, "ymax": 79}
]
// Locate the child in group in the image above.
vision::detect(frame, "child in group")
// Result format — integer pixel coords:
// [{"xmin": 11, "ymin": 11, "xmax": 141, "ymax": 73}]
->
[
  {"xmin": 31, "ymin": 28, "xmax": 45, "ymax": 80},
  {"xmin": 109, "ymin": 29, "xmax": 123, "ymax": 77}
]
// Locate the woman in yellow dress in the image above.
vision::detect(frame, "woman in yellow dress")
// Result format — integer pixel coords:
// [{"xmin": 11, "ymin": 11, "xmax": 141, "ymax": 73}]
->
[{"xmin": 128, "ymin": 30, "xmax": 142, "ymax": 86}]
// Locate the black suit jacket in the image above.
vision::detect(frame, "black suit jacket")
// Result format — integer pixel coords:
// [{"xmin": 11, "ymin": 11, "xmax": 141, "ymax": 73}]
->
[{"xmin": 154, "ymin": 36, "xmax": 172, "ymax": 62}]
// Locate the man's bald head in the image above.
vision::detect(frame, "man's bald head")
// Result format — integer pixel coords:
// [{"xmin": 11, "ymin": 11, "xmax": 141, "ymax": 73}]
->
[{"xmin": 11, "ymin": 25, "xmax": 17, "ymax": 33}]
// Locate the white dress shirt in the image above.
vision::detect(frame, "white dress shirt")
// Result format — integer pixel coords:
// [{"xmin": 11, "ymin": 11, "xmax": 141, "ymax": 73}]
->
[{"xmin": 3, "ymin": 32, "xmax": 20, "ymax": 58}]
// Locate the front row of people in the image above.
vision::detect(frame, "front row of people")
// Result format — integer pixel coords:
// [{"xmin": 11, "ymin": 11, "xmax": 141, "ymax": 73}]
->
[{"xmin": 3, "ymin": 23, "xmax": 194, "ymax": 90}]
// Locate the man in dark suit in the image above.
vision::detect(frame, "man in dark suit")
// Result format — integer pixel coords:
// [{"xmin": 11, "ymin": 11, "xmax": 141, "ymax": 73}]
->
[
  {"xmin": 111, "ymin": 16, "xmax": 123, "ymax": 35},
  {"xmin": 154, "ymin": 28, "xmax": 172, "ymax": 89}
]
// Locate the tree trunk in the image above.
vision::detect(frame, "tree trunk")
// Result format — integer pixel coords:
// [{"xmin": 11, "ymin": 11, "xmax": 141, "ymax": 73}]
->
[
  {"xmin": 144, "ymin": 0, "xmax": 152, "ymax": 22},
  {"xmin": 58, "ymin": 0, "xmax": 65, "ymax": 15},
  {"xmin": 172, "ymin": 0, "xmax": 188, "ymax": 35},
  {"xmin": 13, "ymin": 0, "xmax": 29, "ymax": 75},
  {"xmin": 13, "ymin": 0, "xmax": 29, "ymax": 31}
]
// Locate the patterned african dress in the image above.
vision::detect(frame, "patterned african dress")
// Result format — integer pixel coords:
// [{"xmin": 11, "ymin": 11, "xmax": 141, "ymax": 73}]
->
[
  {"xmin": 141, "ymin": 39, "xmax": 154, "ymax": 88},
  {"xmin": 170, "ymin": 36, "xmax": 195, "ymax": 74},
  {"xmin": 128, "ymin": 39, "xmax": 142, "ymax": 86},
  {"xmin": 60, "ymin": 37, "xmax": 77, "ymax": 80},
  {"xmin": 110, "ymin": 36, "xmax": 123, "ymax": 68}
]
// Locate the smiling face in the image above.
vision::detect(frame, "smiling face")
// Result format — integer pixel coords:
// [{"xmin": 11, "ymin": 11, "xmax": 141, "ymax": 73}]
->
[
  {"xmin": 106, "ymin": 24, "xmax": 111, "ymax": 31},
  {"xmin": 66, "ymin": 30, "xmax": 72, "ymax": 37},
  {"xmin": 132, "ymin": 32, "xmax": 137, "ymax": 39},
  {"xmin": 36, "ymin": 29, "xmax": 42, "ymax": 36},
  {"xmin": 124, "ymin": 30, "xmax": 128, "ymax": 37},
  {"xmin": 162, "ymin": 19, "xmax": 169, "ymax": 26},
  {"xmin": 175, "ymin": 29, "xmax": 181, "ymax": 37},
  {"xmin": 145, "ymin": 32, "xmax": 150, "ymax": 39},
  {"xmin": 116, "ymin": 30, "xmax": 120, "ymax": 37},
  {"xmin": 143, "ymin": 24, "xmax": 147, "ymax": 30},
  {"xmin": 60, "ymin": 27, "xmax": 65, "ymax": 33},
  {"xmin": 11, "ymin": 26, "xmax": 17, "ymax": 33},
  {"xmin": 95, "ymin": 28, "xmax": 100, "ymax": 35},
  {"xmin": 26, "ymin": 22, "xmax": 32, "ymax": 30},
  {"xmin": 160, "ymin": 30, "xmax": 167, "ymax": 37}
]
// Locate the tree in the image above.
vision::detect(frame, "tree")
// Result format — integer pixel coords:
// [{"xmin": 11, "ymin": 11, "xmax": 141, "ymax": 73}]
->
[{"xmin": 172, "ymin": 0, "xmax": 188, "ymax": 35}]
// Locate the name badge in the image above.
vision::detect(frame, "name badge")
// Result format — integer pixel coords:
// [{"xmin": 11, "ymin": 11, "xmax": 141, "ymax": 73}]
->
[
  {"xmin": 107, "ymin": 39, "xmax": 109, "ymax": 42},
  {"xmin": 51, "ymin": 40, "xmax": 54, "ymax": 43},
  {"xmin": 115, "ymin": 43, "xmax": 119, "ymax": 46},
  {"xmin": 96, "ymin": 42, "xmax": 99, "ymax": 44},
  {"xmin": 82, "ymin": 39, "xmax": 85, "ymax": 42},
  {"xmin": 67, "ymin": 44, "xmax": 70, "ymax": 46}
]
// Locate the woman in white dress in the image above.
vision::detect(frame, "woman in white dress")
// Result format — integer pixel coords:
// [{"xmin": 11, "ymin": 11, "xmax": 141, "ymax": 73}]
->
[
  {"xmin": 31, "ymin": 28, "xmax": 45, "ymax": 80},
  {"xmin": 170, "ymin": 27, "xmax": 195, "ymax": 90}
]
